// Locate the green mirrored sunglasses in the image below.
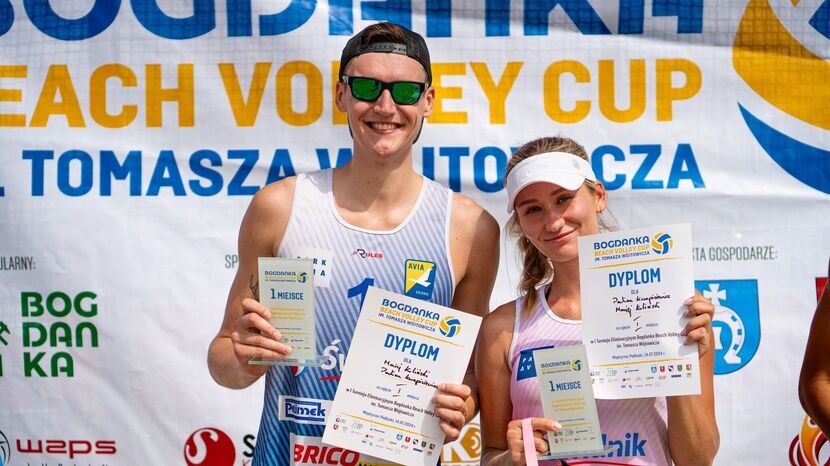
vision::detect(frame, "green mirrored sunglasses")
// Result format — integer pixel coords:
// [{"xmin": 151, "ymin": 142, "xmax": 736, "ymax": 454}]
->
[{"xmin": 342, "ymin": 76, "xmax": 427, "ymax": 105}]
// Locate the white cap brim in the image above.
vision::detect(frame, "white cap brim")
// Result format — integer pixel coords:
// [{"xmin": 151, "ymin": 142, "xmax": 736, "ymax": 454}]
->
[{"xmin": 505, "ymin": 152, "xmax": 597, "ymax": 213}]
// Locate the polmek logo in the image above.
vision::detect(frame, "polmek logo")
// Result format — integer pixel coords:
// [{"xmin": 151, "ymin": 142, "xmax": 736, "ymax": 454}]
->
[
  {"xmin": 696, "ymin": 280, "xmax": 761, "ymax": 375},
  {"xmin": 184, "ymin": 428, "xmax": 235, "ymax": 466},
  {"xmin": 733, "ymin": 0, "xmax": 830, "ymax": 194}
]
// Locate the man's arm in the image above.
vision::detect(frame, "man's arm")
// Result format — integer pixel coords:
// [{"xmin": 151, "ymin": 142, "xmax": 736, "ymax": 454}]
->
[
  {"xmin": 207, "ymin": 178, "xmax": 296, "ymax": 389},
  {"xmin": 432, "ymin": 194, "xmax": 499, "ymax": 439},
  {"xmin": 799, "ymin": 266, "xmax": 830, "ymax": 435}
]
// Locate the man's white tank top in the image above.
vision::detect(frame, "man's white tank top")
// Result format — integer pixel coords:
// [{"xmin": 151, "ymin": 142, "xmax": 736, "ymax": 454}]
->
[
  {"xmin": 509, "ymin": 287, "xmax": 671, "ymax": 466},
  {"xmin": 253, "ymin": 169, "xmax": 455, "ymax": 465}
]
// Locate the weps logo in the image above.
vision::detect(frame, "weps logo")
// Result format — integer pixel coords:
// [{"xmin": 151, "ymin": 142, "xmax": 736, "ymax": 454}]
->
[
  {"xmin": 651, "ymin": 232, "xmax": 673, "ymax": 255},
  {"xmin": 789, "ymin": 415, "xmax": 828, "ymax": 466},
  {"xmin": 0, "ymin": 430, "xmax": 10, "ymax": 466},
  {"xmin": 439, "ymin": 317, "xmax": 461, "ymax": 338},
  {"xmin": 696, "ymin": 280, "xmax": 761, "ymax": 375},
  {"xmin": 184, "ymin": 428, "xmax": 235, "ymax": 466},
  {"xmin": 733, "ymin": 0, "xmax": 830, "ymax": 194}
]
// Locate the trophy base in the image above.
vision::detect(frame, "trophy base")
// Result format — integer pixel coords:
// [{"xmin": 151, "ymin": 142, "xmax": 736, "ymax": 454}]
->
[
  {"xmin": 538, "ymin": 446, "xmax": 618, "ymax": 461},
  {"xmin": 248, "ymin": 355, "xmax": 324, "ymax": 367}
]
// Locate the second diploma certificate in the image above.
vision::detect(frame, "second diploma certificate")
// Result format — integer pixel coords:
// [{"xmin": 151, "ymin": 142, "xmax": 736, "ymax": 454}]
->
[{"xmin": 323, "ymin": 286, "xmax": 482, "ymax": 466}]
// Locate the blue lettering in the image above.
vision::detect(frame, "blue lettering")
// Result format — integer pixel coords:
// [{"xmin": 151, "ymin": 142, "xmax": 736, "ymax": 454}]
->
[
  {"xmin": 315, "ymin": 147, "xmax": 352, "ymax": 170},
  {"xmin": 57, "ymin": 150, "xmax": 93, "ymax": 196},
  {"xmin": 630, "ymin": 144, "xmax": 663, "ymax": 189},
  {"xmin": 189, "ymin": 149, "xmax": 223, "ymax": 196},
  {"xmin": 811, "ymin": 2, "xmax": 830, "ymax": 39},
  {"xmin": 0, "ymin": 0, "xmax": 13, "ymax": 36},
  {"xmin": 147, "ymin": 150, "xmax": 185, "ymax": 196},
  {"xmin": 132, "ymin": 0, "xmax": 215, "ymax": 39},
  {"xmin": 427, "ymin": 0, "xmax": 451, "ymax": 37},
  {"xmin": 653, "ymin": 0, "xmax": 703, "ymax": 33},
  {"xmin": 361, "ymin": 0, "xmax": 412, "ymax": 31},
  {"xmin": 383, "ymin": 333, "xmax": 440, "ymax": 361},
  {"xmin": 260, "ymin": 0, "xmax": 315, "ymax": 36},
  {"xmin": 23, "ymin": 150, "xmax": 54, "ymax": 196},
  {"xmin": 592, "ymin": 145, "xmax": 626, "ymax": 190},
  {"xmin": 525, "ymin": 0, "xmax": 611, "ymax": 36},
  {"xmin": 329, "ymin": 0, "xmax": 352, "ymax": 35},
  {"xmin": 421, "ymin": 147, "xmax": 435, "ymax": 181},
  {"xmin": 618, "ymin": 0, "xmax": 644, "ymax": 34},
  {"xmin": 266, "ymin": 149, "xmax": 296, "ymax": 184},
  {"xmin": 473, "ymin": 146, "xmax": 506, "ymax": 193},
  {"xmin": 609, "ymin": 268, "xmax": 661, "ymax": 288},
  {"xmin": 227, "ymin": 149, "xmax": 258, "ymax": 195},
  {"xmin": 24, "ymin": 0, "xmax": 119, "ymax": 40},
  {"xmin": 227, "ymin": 0, "xmax": 252, "ymax": 37},
  {"xmin": 440, "ymin": 146, "xmax": 469, "ymax": 192},
  {"xmin": 485, "ymin": 0, "xmax": 510, "ymax": 36},
  {"xmin": 101, "ymin": 150, "xmax": 142, "ymax": 196},
  {"xmin": 667, "ymin": 143, "xmax": 704, "ymax": 188}
]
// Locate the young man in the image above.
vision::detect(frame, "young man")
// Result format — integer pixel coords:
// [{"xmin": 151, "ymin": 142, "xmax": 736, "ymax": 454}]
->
[{"xmin": 208, "ymin": 23, "xmax": 499, "ymax": 464}]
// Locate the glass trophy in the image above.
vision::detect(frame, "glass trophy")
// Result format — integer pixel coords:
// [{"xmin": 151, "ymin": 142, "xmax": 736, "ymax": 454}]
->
[
  {"xmin": 532, "ymin": 345, "xmax": 617, "ymax": 461},
  {"xmin": 249, "ymin": 257, "xmax": 323, "ymax": 366}
]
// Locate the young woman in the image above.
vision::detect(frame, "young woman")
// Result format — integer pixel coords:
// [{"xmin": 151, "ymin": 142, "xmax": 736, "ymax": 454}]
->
[{"xmin": 477, "ymin": 137, "xmax": 719, "ymax": 465}]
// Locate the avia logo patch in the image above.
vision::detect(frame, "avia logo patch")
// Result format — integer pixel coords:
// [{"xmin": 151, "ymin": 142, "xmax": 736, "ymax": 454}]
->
[
  {"xmin": 733, "ymin": 0, "xmax": 830, "ymax": 194},
  {"xmin": 183, "ymin": 428, "xmax": 235, "ymax": 466},
  {"xmin": 279, "ymin": 396, "xmax": 330, "ymax": 425},
  {"xmin": 696, "ymin": 279, "xmax": 761, "ymax": 375},
  {"xmin": 404, "ymin": 259, "xmax": 436, "ymax": 300}
]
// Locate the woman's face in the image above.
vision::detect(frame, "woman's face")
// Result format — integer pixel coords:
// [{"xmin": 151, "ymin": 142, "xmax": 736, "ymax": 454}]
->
[{"xmin": 514, "ymin": 181, "xmax": 606, "ymax": 264}]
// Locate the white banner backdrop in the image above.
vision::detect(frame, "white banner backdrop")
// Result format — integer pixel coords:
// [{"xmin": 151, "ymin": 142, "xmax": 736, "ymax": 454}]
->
[{"xmin": 1, "ymin": 1, "xmax": 828, "ymax": 465}]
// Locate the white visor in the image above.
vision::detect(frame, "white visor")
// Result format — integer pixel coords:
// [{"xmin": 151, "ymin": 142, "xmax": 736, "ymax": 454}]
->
[{"xmin": 505, "ymin": 151, "xmax": 597, "ymax": 213}]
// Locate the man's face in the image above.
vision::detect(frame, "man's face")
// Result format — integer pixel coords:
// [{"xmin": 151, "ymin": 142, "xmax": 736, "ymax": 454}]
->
[{"xmin": 336, "ymin": 52, "xmax": 434, "ymax": 160}]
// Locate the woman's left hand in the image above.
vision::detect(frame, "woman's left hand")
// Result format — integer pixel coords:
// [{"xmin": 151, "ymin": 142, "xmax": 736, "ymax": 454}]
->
[
  {"xmin": 433, "ymin": 383, "xmax": 471, "ymax": 442},
  {"xmin": 682, "ymin": 290, "xmax": 715, "ymax": 358}
]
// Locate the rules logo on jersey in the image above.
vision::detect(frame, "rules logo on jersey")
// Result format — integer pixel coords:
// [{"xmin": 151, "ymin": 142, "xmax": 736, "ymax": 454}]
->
[
  {"xmin": 695, "ymin": 279, "xmax": 761, "ymax": 375},
  {"xmin": 404, "ymin": 259, "xmax": 436, "ymax": 300}
]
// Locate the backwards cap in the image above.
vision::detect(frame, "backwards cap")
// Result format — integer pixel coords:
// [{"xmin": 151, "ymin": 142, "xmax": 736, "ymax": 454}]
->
[{"xmin": 339, "ymin": 23, "xmax": 432, "ymax": 84}]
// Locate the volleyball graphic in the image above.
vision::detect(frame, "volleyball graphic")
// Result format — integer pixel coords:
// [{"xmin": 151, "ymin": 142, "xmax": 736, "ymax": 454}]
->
[
  {"xmin": 571, "ymin": 359, "xmax": 582, "ymax": 371},
  {"xmin": 651, "ymin": 232, "xmax": 674, "ymax": 255},
  {"xmin": 439, "ymin": 316, "xmax": 462, "ymax": 338},
  {"xmin": 297, "ymin": 272, "xmax": 308, "ymax": 283}
]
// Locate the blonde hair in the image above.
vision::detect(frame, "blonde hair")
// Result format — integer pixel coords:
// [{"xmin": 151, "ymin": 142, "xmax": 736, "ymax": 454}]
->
[{"xmin": 504, "ymin": 136, "xmax": 614, "ymax": 315}]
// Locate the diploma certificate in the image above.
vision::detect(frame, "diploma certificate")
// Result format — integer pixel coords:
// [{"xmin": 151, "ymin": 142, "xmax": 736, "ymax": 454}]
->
[
  {"xmin": 251, "ymin": 257, "xmax": 320, "ymax": 366},
  {"xmin": 322, "ymin": 286, "xmax": 482, "ymax": 466},
  {"xmin": 579, "ymin": 224, "xmax": 700, "ymax": 399}
]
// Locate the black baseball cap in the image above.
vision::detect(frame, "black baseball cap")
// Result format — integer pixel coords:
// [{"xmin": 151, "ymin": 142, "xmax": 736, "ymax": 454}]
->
[{"xmin": 338, "ymin": 23, "xmax": 432, "ymax": 85}]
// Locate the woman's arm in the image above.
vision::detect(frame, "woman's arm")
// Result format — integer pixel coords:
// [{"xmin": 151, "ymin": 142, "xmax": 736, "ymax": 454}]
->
[{"xmin": 799, "ymin": 268, "xmax": 830, "ymax": 435}]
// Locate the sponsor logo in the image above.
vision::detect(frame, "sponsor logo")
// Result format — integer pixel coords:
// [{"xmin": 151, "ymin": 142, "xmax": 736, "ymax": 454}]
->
[
  {"xmin": 19, "ymin": 290, "xmax": 100, "ymax": 378},
  {"xmin": 650, "ymin": 232, "xmax": 673, "ymax": 255},
  {"xmin": 290, "ymin": 434, "xmax": 394, "ymax": 466},
  {"xmin": 279, "ymin": 396, "xmax": 330, "ymax": 425},
  {"xmin": 0, "ymin": 430, "xmax": 10, "ymax": 466},
  {"xmin": 571, "ymin": 359, "xmax": 582, "ymax": 371},
  {"xmin": 817, "ymin": 277, "xmax": 828, "ymax": 302},
  {"xmin": 404, "ymin": 259, "xmax": 436, "ymax": 300},
  {"xmin": 15, "ymin": 437, "xmax": 117, "ymax": 459},
  {"xmin": 697, "ymin": 279, "xmax": 761, "ymax": 375},
  {"xmin": 516, "ymin": 345, "xmax": 554, "ymax": 381},
  {"xmin": 352, "ymin": 249, "xmax": 384, "ymax": 259},
  {"xmin": 442, "ymin": 423, "xmax": 481, "ymax": 464},
  {"xmin": 184, "ymin": 428, "xmax": 235, "ymax": 466},
  {"xmin": 789, "ymin": 415, "xmax": 829, "ymax": 466},
  {"xmin": 438, "ymin": 316, "xmax": 461, "ymax": 338},
  {"xmin": 734, "ymin": 0, "xmax": 830, "ymax": 194},
  {"xmin": 298, "ymin": 272, "xmax": 308, "ymax": 283},
  {"xmin": 293, "ymin": 247, "xmax": 333, "ymax": 288}
]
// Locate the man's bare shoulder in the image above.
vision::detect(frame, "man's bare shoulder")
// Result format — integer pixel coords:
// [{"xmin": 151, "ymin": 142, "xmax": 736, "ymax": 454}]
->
[
  {"xmin": 450, "ymin": 192, "xmax": 499, "ymax": 241},
  {"xmin": 238, "ymin": 177, "xmax": 298, "ymax": 248}
]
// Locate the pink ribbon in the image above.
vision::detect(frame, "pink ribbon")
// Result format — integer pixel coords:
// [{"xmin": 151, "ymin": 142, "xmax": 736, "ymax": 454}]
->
[{"xmin": 522, "ymin": 417, "xmax": 540, "ymax": 466}]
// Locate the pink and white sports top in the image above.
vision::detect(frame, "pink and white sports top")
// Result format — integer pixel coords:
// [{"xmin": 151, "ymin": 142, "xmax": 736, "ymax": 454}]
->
[{"xmin": 509, "ymin": 287, "xmax": 671, "ymax": 466}]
